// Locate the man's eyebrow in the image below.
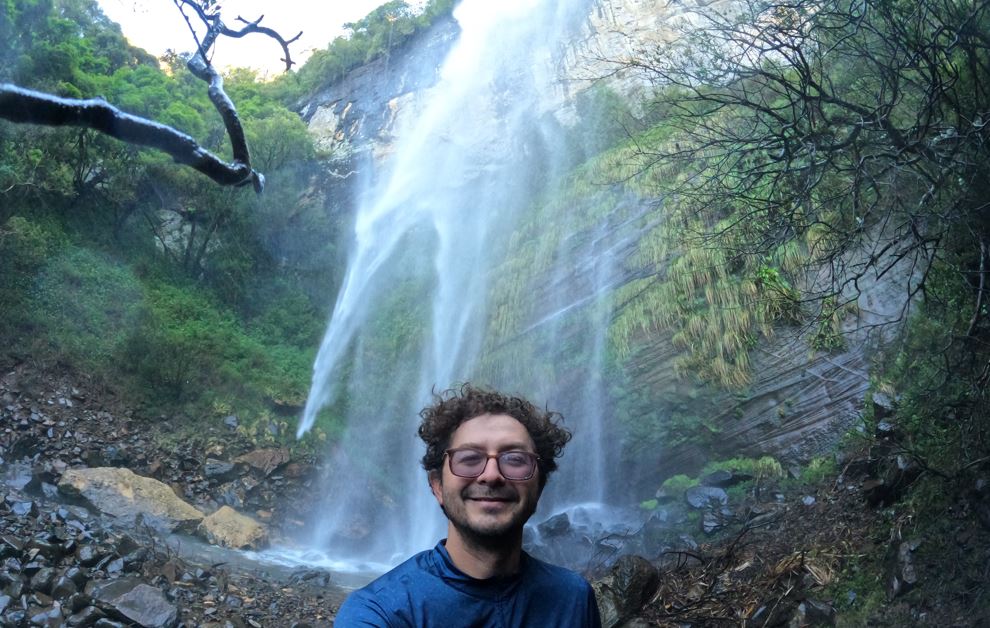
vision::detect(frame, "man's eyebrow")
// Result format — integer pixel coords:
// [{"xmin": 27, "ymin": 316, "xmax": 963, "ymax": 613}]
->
[{"xmin": 455, "ymin": 442, "xmax": 534, "ymax": 452}]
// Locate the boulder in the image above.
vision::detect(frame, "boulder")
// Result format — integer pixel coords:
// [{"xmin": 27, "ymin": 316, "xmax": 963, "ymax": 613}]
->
[
  {"xmin": 701, "ymin": 469, "xmax": 754, "ymax": 488},
  {"xmin": 592, "ymin": 555, "xmax": 660, "ymax": 628},
  {"xmin": 233, "ymin": 448, "xmax": 290, "ymax": 477},
  {"xmin": 197, "ymin": 506, "xmax": 269, "ymax": 550},
  {"xmin": 684, "ymin": 486, "xmax": 728, "ymax": 509},
  {"xmin": 91, "ymin": 578, "xmax": 178, "ymax": 628},
  {"xmin": 537, "ymin": 513, "xmax": 571, "ymax": 538},
  {"xmin": 58, "ymin": 468, "xmax": 203, "ymax": 532},
  {"xmin": 202, "ymin": 459, "xmax": 239, "ymax": 482}
]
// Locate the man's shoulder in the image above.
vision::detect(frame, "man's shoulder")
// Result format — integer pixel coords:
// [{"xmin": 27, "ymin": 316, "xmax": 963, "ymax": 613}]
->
[
  {"xmin": 334, "ymin": 549, "xmax": 435, "ymax": 626},
  {"xmin": 352, "ymin": 548, "xmax": 435, "ymax": 595}
]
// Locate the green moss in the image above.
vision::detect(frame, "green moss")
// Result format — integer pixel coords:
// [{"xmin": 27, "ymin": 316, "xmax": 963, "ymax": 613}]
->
[{"xmin": 661, "ymin": 474, "xmax": 700, "ymax": 496}]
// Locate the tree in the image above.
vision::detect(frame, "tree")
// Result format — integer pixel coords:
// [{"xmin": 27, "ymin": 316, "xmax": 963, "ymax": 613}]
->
[
  {"xmin": 0, "ymin": 0, "xmax": 303, "ymax": 191},
  {"xmin": 604, "ymin": 0, "xmax": 989, "ymax": 365},
  {"xmin": 600, "ymin": 0, "xmax": 990, "ymax": 467}
]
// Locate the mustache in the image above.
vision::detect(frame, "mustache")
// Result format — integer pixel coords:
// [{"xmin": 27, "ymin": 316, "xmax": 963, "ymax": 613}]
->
[{"xmin": 462, "ymin": 487, "xmax": 518, "ymax": 501}]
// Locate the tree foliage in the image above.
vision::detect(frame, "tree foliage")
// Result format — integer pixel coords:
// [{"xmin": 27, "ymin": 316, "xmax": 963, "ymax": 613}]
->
[
  {"xmin": 599, "ymin": 0, "xmax": 990, "ymax": 465},
  {"xmin": 275, "ymin": 0, "xmax": 456, "ymax": 102},
  {"xmin": 601, "ymin": 0, "xmax": 989, "ymax": 383},
  {"xmin": 0, "ymin": 0, "xmax": 341, "ymax": 436}
]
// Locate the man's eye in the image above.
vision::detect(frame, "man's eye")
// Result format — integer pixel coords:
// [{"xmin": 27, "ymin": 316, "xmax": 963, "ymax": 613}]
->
[
  {"xmin": 456, "ymin": 452, "xmax": 485, "ymax": 465},
  {"xmin": 501, "ymin": 453, "xmax": 529, "ymax": 467}
]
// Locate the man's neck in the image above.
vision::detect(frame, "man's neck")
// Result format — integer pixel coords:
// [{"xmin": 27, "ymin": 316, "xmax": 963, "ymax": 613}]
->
[{"xmin": 444, "ymin": 526, "xmax": 524, "ymax": 579}]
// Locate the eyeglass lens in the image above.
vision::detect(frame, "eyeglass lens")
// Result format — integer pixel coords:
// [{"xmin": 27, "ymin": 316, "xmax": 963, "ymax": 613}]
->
[{"xmin": 448, "ymin": 449, "xmax": 536, "ymax": 480}]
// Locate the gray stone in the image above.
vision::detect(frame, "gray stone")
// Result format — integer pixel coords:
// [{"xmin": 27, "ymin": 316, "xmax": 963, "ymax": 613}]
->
[
  {"xmin": 29, "ymin": 567, "xmax": 55, "ymax": 594},
  {"xmin": 29, "ymin": 605, "xmax": 63, "ymax": 627},
  {"xmin": 684, "ymin": 486, "xmax": 728, "ymax": 509},
  {"xmin": 886, "ymin": 538, "xmax": 920, "ymax": 599},
  {"xmin": 203, "ymin": 459, "xmax": 237, "ymax": 482},
  {"xmin": 50, "ymin": 575, "xmax": 78, "ymax": 599},
  {"xmin": 701, "ymin": 469, "xmax": 753, "ymax": 488},
  {"xmin": 67, "ymin": 605, "xmax": 105, "ymax": 627},
  {"xmin": 58, "ymin": 468, "xmax": 202, "ymax": 533},
  {"xmin": 9, "ymin": 500, "xmax": 37, "ymax": 518},
  {"xmin": 537, "ymin": 513, "xmax": 570, "ymax": 538},
  {"xmin": 788, "ymin": 598, "xmax": 836, "ymax": 627},
  {"xmin": 591, "ymin": 555, "xmax": 660, "ymax": 628},
  {"xmin": 92, "ymin": 579, "xmax": 177, "ymax": 628}
]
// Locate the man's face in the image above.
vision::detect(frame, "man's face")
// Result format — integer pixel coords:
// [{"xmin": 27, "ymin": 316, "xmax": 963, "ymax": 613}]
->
[{"xmin": 429, "ymin": 413, "xmax": 542, "ymax": 544}]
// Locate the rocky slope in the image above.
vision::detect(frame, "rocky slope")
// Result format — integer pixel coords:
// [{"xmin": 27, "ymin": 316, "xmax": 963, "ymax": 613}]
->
[{"xmin": 3, "ymin": 359, "xmax": 987, "ymax": 626}]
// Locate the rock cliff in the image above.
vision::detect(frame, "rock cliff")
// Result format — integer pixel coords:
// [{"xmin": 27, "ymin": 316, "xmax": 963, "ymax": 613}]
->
[{"xmin": 295, "ymin": 0, "xmax": 906, "ymax": 480}]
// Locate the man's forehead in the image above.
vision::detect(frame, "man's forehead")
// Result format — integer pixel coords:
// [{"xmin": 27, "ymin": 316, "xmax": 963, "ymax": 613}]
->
[{"xmin": 450, "ymin": 413, "xmax": 535, "ymax": 449}]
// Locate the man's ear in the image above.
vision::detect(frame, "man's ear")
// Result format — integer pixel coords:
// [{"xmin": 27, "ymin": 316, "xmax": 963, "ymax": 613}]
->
[{"xmin": 428, "ymin": 469, "xmax": 444, "ymax": 506}]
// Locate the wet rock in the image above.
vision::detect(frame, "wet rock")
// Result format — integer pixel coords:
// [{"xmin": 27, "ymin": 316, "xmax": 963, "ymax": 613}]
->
[
  {"xmin": 223, "ymin": 415, "xmax": 239, "ymax": 430},
  {"xmin": 58, "ymin": 468, "xmax": 203, "ymax": 532},
  {"xmin": 886, "ymin": 536, "xmax": 920, "ymax": 599},
  {"xmin": 29, "ymin": 604, "xmax": 63, "ymax": 626},
  {"xmin": 701, "ymin": 469, "xmax": 753, "ymax": 488},
  {"xmin": 203, "ymin": 460, "xmax": 239, "ymax": 483},
  {"xmin": 76, "ymin": 545, "xmax": 104, "ymax": 568},
  {"xmin": 64, "ymin": 567, "xmax": 88, "ymax": 589},
  {"xmin": 67, "ymin": 605, "xmax": 105, "ymax": 626},
  {"xmin": 537, "ymin": 513, "xmax": 570, "ymax": 538},
  {"xmin": 29, "ymin": 567, "xmax": 55, "ymax": 594},
  {"xmin": 0, "ymin": 535, "xmax": 24, "ymax": 557},
  {"xmin": 8, "ymin": 499, "xmax": 37, "ymax": 518},
  {"xmin": 233, "ymin": 449, "xmax": 290, "ymax": 477},
  {"xmin": 591, "ymin": 555, "xmax": 660, "ymax": 628},
  {"xmin": 217, "ymin": 483, "xmax": 246, "ymax": 510},
  {"xmin": 787, "ymin": 598, "xmax": 836, "ymax": 627},
  {"xmin": 0, "ymin": 595, "xmax": 10, "ymax": 614},
  {"xmin": 684, "ymin": 486, "xmax": 729, "ymax": 509},
  {"xmin": 197, "ymin": 506, "xmax": 269, "ymax": 550},
  {"xmin": 91, "ymin": 579, "xmax": 177, "ymax": 628}
]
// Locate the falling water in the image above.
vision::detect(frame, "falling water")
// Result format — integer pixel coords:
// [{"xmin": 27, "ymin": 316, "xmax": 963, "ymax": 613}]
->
[{"xmin": 297, "ymin": 0, "xmax": 644, "ymax": 566}]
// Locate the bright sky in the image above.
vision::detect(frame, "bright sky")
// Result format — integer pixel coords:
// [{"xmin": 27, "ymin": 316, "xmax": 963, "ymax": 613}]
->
[{"xmin": 96, "ymin": 0, "xmax": 396, "ymax": 78}]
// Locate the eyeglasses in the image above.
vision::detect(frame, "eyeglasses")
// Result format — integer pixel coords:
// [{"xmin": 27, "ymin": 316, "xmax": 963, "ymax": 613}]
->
[{"xmin": 444, "ymin": 448, "xmax": 540, "ymax": 481}]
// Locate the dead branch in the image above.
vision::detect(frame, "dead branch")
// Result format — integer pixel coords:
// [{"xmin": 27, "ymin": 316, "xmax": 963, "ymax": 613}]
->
[
  {"xmin": 0, "ymin": 0, "xmax": 306, "ymax": 193},
  {"xmin": 0, "ymin": 84, "xmax": 263, "ymax": 192}
]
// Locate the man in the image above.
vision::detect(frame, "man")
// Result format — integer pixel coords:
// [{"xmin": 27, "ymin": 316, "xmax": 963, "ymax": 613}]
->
[{"xmin": 334, "ymin": 385, "xmax": 602, "ymax": 627}]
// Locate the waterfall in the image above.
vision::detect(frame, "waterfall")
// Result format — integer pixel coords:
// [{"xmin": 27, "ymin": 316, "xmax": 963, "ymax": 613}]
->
[{"xmin": 296, "ymin": 0, "xmax": 639, "ymax": 566}]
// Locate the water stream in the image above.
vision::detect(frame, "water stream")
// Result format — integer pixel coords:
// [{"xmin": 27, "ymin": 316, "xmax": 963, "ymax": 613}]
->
[{"xmin": 297, "ymin": 0, "xmax": 644, "ymax": 568}]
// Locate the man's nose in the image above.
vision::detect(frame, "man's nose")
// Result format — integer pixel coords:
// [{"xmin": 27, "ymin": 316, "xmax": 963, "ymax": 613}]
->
[{"xmin": 476, "ymin": 456, "xmax": 505, "ymax": 483}]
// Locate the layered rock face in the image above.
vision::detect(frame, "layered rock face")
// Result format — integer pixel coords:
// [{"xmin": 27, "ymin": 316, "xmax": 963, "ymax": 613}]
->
[{"xmin": 298, "ymin": 16, "xmax": 460, "ymax": 164}]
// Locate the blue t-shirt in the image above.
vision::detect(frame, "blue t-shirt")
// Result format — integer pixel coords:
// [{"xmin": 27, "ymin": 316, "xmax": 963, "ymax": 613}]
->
[{"xmin": 334, "ymin": 541, "xmax": 602, "ymax": 627}]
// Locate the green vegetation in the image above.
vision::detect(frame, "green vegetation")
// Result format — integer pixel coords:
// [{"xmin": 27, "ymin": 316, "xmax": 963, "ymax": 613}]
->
[
  {"xmin": 0, "ymin": 0, "xmax": 350, "ymax": 443},
  {"xmin": 273, "ymin": 0, "xmax": 457, "ymax": 103}
]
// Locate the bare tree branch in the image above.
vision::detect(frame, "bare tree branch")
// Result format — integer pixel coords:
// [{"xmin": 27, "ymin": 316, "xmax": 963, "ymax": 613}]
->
[
  {"xmin": 0, "ymin": 83, "xmax": 263, "ymax": 192},
  {"xmin": 0, "ymin": 0, "xmax": 307, "ymax": 193}
]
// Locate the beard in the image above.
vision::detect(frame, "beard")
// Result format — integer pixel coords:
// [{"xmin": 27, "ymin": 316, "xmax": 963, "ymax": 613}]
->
[{"xmin": 441, "ymin": 483, "xmax": 538, "ymax": 549}]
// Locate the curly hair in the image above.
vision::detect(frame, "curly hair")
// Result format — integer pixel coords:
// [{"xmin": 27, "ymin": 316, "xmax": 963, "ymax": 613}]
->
[{"xmin": 418, "ymin": 384, "xmax": 572, "ymax": 489}]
